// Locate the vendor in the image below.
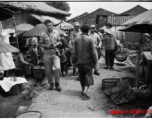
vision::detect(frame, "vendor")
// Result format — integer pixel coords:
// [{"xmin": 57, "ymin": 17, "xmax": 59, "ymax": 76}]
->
[
  {"xmin": 28, "ymin": 37, "xmax": 39, "ymax": 65},
  {"xmin": 15, "ymin": 46, "xmax": 34, "ymax": 77},
  {"xmin": 141, "ymin": 33, "xmax": 152, "ymax": 53}
]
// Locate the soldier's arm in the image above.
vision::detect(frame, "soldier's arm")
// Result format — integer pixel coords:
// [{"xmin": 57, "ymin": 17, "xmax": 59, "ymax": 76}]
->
[{"xmin": 90, "ymin": 38, "xmax": 98, "ymax": 65}]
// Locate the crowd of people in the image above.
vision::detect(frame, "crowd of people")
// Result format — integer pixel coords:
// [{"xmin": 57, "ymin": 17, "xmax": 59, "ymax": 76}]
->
[
  {"xmin": 1, "ymin": 19, "xmax": 152, "ymax": 100},
  {"xmin": 0, "ymin": 18, "xmax": 130, "ymax": 100},
  {"xmin": 36, "ymin": 20, "xmax": 118, "ymax": 100}
]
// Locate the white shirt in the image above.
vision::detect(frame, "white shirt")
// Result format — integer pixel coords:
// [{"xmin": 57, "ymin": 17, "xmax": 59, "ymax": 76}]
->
[{"xmin": 0, "ymin": 29, "xmax": 16, "ymax": 70}]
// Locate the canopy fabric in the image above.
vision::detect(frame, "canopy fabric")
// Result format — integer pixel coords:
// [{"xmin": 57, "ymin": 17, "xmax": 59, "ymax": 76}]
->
[
  {"xmin": 119, "ymin": 24, "xmax": 152, "ymax": 33},
  {"xmin": 16, "ymin": 23, "xmax": 34, "ymax": 31},
  {"xmin": 22, "ymin": 23, "xmax": 65, "ymax": 37},
  {"xmin": 22, "ymin": 24, "xmax": 47, "ymax": 37},
  {"xmin": 41, "ymin": 15, "xmax": 61, "ymax": 26},
  {"xmin": 0, "ymin": 40, "xmax": 19, "ymax": 53},
  {"xmin": 60, "ymin": 21, "xmax": 74, "ymax": 30},
  {"xmin": 122, "ymin": 9, "xmax": 152, "ymax": 26},
  {"xmin": 31, "ymin": 14, "xmax": 45, "ymax": 22},
  {"xmin": 31, "ymin": 14, "xmax": 73, "ymax": 29},
  {"xmin": 31, "ymin": 14, "xmax": 61, "ymax": 26}
]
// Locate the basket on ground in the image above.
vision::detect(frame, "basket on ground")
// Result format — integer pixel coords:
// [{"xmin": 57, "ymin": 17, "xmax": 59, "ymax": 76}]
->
[
  {"xmin": 132, "ymin": 84, "xmax": 152, "ymax": 99},
  {"xmin": 115, "ymin": 50, "xmax": 127, "ymax": 62},
  {"xmin": 102, "ymin": 78, "xmax": 120, "ymax": 90}
]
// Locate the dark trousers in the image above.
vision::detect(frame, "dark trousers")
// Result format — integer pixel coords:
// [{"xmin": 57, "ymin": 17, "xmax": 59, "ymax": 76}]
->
[
  {"xmin": 78, "ymin": 64, "xmax": 93, "ymax": 87},
  {"xmin": 105, "ymin": 50, "xmax": 115, "ymax": 67}
]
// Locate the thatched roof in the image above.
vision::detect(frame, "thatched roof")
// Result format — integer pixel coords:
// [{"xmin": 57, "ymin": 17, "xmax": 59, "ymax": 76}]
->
[{"xmin": 0, "ymin": 2, "xmax": 70, "ymax": 16}]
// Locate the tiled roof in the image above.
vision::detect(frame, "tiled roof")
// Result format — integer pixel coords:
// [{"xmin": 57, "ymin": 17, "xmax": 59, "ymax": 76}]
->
[
  {"xmin": 67, "ymin": 12, "xmax": 88, "ymax": 22},
  {"xmin": 107, "ymin": 15, "xmax": 135, "ymax": 26},
  {"xmin": 120, "ymin": 5, "xmax": 148, "ymax": 16}
]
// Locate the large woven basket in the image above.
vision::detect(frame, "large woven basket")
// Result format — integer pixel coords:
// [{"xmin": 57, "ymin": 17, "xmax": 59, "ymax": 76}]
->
[
  {"xmin": 115, "ymin": 50, "xmax": 128, "ymax": 62},
  {"xmin": 116, "ymin": 53, "xmax": 127, "ymax": 62},
  {"xmin": 102, "ymin": 78, "xmax": 120, "ymax": 90}
]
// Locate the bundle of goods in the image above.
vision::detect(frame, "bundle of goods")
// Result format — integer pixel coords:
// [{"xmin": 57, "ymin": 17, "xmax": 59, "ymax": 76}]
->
[
  {"xmin": 121, "ymin": 77, "xmax": 136, "ymax": 86},
  {"xmin": 111, "ymin": 87, "xmax": 136, "ymax": 105},
  {"xmin": 102, "ymin": 78, "xmax": 120, "ymax": 90},
  {"xmin": 104, "ymin": 78, "xmax": 137, "ymax": 104},
  {"xmin": 115, "ymin": 49, "xmax": 128, "ymax": 62},
  {"xmin": 104, "ymin": 80, "xmax": 130, "ymax": 96},
  {"xmin": 132, "ymin": 84, "xmax": 152, "ymax": 99}
]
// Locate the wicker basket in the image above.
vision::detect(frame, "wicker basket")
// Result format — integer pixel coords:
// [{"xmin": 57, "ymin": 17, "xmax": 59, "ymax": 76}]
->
[
  {"xmin": 116, "ymin": 54, "xmax": 127, "ymax": 62},
  {"xmin": 115, "ymin": 49, "xmax": 128, "ymax": 62},
  {"xmin": 102, "ymin": 78, "xmax": 120, "ymax": 90},
  {"xmin": 132, "ymin": 84, "xmax": 152, "ymax": 99}
]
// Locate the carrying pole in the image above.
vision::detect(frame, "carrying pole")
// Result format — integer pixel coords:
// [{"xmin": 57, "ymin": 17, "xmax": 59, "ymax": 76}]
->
[{"xmin": 136, "ymin": 33, "xmax": 142, "ymax": 88}]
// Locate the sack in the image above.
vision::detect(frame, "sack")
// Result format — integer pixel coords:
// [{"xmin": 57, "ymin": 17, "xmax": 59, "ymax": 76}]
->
[{"xmin": 85, "ymin": 72, "xmax": 94, "ymax": 86}]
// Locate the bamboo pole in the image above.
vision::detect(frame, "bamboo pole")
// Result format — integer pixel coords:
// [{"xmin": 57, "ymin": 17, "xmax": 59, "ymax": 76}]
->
[
  {"xmin": 136, "ymin": 33, "xmax": 142, "ymax": 88},
  {"xmin": 12, "ymin": 16, "xmax": 19, "ymax": 49}
]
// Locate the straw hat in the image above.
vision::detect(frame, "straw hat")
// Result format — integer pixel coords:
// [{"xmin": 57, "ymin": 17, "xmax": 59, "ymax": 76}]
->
[{"xmin": 104, "ymin": 28, "xmax": 114, "ymax": 35}]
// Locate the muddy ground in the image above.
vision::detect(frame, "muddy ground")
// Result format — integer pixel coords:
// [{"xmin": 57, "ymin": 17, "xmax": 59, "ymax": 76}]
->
[{"xmin": 25, "ymin": 57, "xmax": 150, "ymax": 118}]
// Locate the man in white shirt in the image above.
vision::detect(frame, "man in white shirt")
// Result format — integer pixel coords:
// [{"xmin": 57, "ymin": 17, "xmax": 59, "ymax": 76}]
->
[{"xmin": 39, "ymin": 19, "xmax": 62, "ymax": 91}]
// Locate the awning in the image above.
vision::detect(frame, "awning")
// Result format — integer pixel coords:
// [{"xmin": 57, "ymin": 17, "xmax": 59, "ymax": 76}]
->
[
  {"xmin": 31, "ymin": 14, "xmax": 73, "ymax": 30},
  {"xmin": 31, "ymin": 14, "xmax": 61, "ymax": 25},
  {"xmin": 41, "ymin": 15, "xmax": 61, "ymax": 25},
  {"xmin": 31, "ymin": 14, "xmax": 45, "ymax": 22}
]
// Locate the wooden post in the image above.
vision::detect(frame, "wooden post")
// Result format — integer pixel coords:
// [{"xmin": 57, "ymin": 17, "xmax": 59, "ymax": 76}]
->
[
  {"xmin": 136, "ymin": 33, "xmax": 142, "ymax": 88},
  {"xmin": 12, "ymin": 16, "xmax": 19, "ymax": 49}
]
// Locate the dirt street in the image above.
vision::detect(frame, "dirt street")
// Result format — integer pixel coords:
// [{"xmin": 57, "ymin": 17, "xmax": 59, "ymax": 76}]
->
[{"xmin": 27, "ymin": 58, "xmax": 144, "ymax": 118}]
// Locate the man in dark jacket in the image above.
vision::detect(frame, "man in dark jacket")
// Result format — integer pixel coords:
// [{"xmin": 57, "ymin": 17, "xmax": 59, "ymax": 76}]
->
[{"xmin": 72, "ymin": 24, "xmax": 98, "ymax": 100}]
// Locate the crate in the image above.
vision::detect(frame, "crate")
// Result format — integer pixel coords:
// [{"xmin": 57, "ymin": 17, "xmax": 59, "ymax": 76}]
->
[
  {"xmin": 33, "ymin": 66, "xmax": 44, "ymax": 80},
  {"xmin": 102, "ymin": 78, "xmax": 120, "ymax": 90}
]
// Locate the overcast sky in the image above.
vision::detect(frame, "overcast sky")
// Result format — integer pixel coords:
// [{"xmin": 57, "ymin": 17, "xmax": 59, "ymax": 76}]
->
[{"xmin": 66, "ymin": 2, "xmax": 152, "ymax": 20}]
